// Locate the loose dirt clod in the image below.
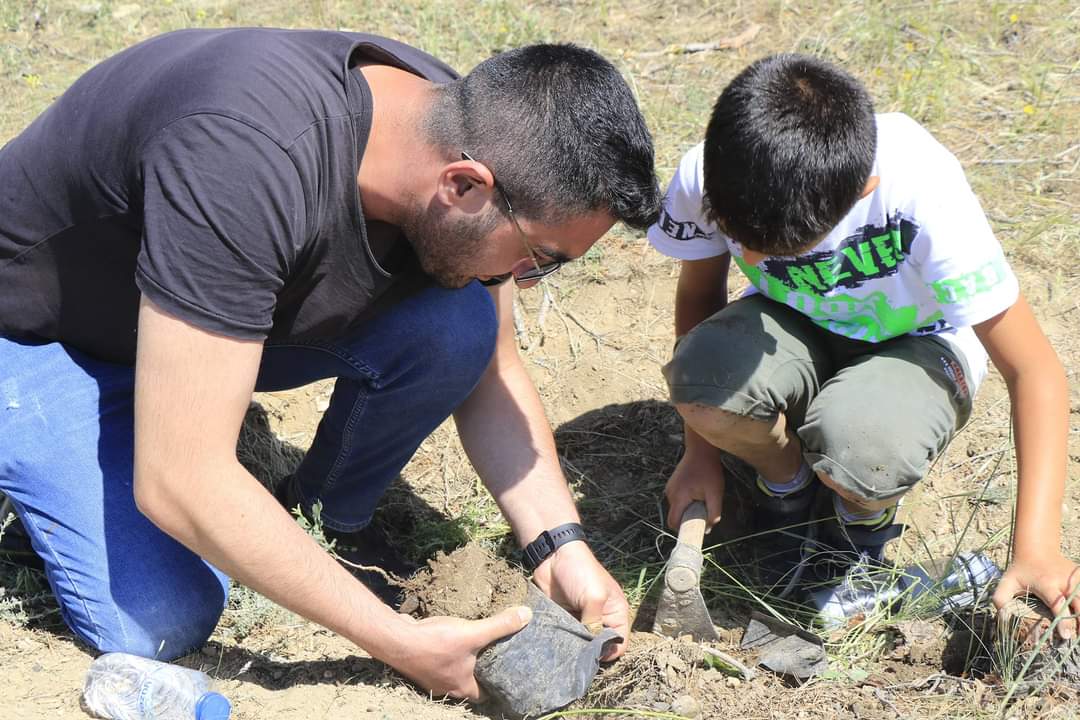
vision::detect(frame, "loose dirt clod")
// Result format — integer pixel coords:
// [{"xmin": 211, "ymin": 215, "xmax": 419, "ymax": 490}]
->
[
  {"xmin": 401, "ymin": 543, "xmax": 528, "ymax": 619},
  {"xmin": 889, "ymin": 619, "xmax": 948, "ymax": 666}
]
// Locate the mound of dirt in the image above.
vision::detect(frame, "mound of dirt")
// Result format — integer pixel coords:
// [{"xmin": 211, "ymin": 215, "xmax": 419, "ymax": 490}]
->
[{"xmin": 401, "ymin": 543, "xmax": 528, "ymax": 619}]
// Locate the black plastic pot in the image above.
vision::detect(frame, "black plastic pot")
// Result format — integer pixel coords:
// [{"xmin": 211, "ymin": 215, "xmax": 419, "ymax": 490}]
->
[{"xmin": 474, "ymin": 583, "xmax": 622, "ymax": 719}]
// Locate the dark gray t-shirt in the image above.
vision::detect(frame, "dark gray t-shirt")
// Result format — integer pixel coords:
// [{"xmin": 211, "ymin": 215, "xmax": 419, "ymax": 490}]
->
[{"xmin": 0, "ymin": 28, "xmax": 457, "ymax": 364}]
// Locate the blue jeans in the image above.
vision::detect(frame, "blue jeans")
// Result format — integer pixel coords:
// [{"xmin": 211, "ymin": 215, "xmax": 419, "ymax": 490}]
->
[{"xmin": 0, "ymin": 282, "xmax": 496, "ymax": 660}]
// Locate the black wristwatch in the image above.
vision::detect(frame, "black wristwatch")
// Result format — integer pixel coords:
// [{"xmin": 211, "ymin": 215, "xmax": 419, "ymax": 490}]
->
[{"xmin": 521, "ymin": 523, "xmax": 587, "ymax": 572}]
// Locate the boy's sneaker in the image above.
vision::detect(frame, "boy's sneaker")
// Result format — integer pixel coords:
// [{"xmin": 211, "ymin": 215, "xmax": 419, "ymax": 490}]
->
[
  {"xmin": 272, "ymin": 476, "xmax": 417, "ymax": 608},
  {"xmin": 808, "ymin": 501, "xmax": 903, "ymax": 585},
  {"xmin": 718, "ymin": 453, "xmax": 819, "ymax": 599}
]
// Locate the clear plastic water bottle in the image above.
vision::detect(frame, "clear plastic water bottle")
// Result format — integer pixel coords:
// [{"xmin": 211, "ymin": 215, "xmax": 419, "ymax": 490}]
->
[
  {"xmin": 809, "ymin": 551, "xmax": 1001, "ymax": 629},
  {"xmin": 82, "ymin": 652, "xmax": 232, "ymax": 720}
]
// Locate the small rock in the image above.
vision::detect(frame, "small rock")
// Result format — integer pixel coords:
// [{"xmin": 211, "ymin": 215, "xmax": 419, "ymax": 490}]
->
[
  {"xmin": 851, "ymin": 700, "xmax": 876, "ymax": 718},
  {"xmin": 670, "ymin": 695, "xmax": 700, "ymax": 718},
  {"xmin": 670, "ymin": 655, "xmax": 689, "ymax": 674},
  {"xmin": 397, "ymin": 594, "xmax": 419, "ymax": 615},
  {"xmin": 894, "ymin": 619, "xmax": 946, "ymax": 664},
  {"xmin": 656, "ymin": 650, "xmax": 688, "ymax": 673},
  {"xmin": 725, "ymin": 676, "xmax": 741, "ymax": 688}
]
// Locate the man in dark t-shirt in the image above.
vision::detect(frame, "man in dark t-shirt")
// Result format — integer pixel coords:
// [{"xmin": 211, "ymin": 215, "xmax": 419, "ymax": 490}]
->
[{"xmin": 0, "ymin": 28, "xmax": 659, "ymax": 699}]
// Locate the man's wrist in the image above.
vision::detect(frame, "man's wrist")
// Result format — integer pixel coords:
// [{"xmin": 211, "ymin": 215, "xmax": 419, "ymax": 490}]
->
[
  {"xmin": 547, "ymin": 535, "xmax": 593, "ymax": 564},
  {"xmin": 522, "ymin": 522, "xmax": 587, "ymax": 572},
  {"xmin": 355, "ymin": 604, "xmax": 419, "ymax": 667}
]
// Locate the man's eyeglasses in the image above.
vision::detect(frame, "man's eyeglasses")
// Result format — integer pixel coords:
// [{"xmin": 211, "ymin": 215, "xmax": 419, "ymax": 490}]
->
[{"xmin": 461, "ymin": 152, "xmax": 564, "ymax": 288}]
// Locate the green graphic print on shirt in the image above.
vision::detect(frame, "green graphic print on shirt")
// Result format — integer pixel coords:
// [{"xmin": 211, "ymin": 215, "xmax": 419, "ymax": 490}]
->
[{"xmin": 732, "ymin": 214, "xmax": 1010, "ymax": 343}]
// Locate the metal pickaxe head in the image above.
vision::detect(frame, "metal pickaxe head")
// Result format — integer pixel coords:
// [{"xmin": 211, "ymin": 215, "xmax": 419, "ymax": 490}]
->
[{"xmin": 651, "ymin": 501, "xmax": 720, "ymax": 643}]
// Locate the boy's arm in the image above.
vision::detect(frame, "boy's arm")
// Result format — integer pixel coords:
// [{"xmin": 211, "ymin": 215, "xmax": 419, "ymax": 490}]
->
[
  {"xmin": 974, "ymin": 294, "xmax": 1079, "ymax": 639},
  {"xmin": 675, "ymin": 254, "xmax": 731, "ymax": 338},
  {"xmin": 666, "ymin": 254, "xmax": 732, "ymax": 530}
]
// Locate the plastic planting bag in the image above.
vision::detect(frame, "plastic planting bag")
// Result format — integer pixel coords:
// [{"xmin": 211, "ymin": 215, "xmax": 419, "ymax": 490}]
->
[{"xmin": 474, "ymin": 583, "xmax": 622, "ymax": 719}]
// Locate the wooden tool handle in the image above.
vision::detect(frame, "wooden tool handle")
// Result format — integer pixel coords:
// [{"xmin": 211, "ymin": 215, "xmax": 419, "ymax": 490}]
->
[
  {"xmin": 676, "ymin": 500, "xmax": 707, "ymax": 551},
  {"xmin": 666, "ymin": 501, "xmax": 707, "ymax": 593}
]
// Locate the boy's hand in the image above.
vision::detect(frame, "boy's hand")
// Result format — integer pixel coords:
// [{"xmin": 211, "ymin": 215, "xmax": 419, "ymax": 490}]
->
[
  {"xmin": 993, "ymin": 551, "xmax": 1080, "ymax": 640},
  {"xmin": 665, "ymin": 450, "xmax": 725, "ymax": 531},
  {"xmin": 975, "ymin": 297, "xmax": 1076, "ymax": 642}
]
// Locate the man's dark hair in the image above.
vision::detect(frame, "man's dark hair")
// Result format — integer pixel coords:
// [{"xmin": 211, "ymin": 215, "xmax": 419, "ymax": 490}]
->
[
  {"xmin": 427, "ymin": 44, "xmax": 660, "ymax": 230},
  {"xmin": 703, "ymin": 53, "xmax": 876, "ymax": 254}
]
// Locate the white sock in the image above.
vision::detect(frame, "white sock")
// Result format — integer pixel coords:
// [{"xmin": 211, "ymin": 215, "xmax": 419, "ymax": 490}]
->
[
  {"xmin": 833, "ymin": 493, "xmax": 889, "ymax": 526},
  {"xmin": 760, "ymin": 462, "xmax": 814, "ymax": 497}
]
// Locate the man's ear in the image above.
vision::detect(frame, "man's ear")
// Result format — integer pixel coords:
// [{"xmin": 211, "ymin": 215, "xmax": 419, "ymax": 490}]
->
[
  {"xmin": 435, "ymin": 158, "xmax": 496, "ymax": 213},
  {"xmin": 861, "ymin": 175, "xmax": 880, "ymax": 198}
]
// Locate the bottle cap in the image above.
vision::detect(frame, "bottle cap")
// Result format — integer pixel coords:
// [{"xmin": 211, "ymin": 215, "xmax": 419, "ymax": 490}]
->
[{"xmin": 196, "ymin": 691, "xmax": 232, "ymax": 719}]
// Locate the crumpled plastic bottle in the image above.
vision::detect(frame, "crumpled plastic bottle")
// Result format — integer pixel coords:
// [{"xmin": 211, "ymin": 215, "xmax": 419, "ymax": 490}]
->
[
  {"xmin": 809, "ymin": 551, "xmax": 1001, "ymax": 628},
  {"xmin": 82, "ymin": 652, "xmax": 231, "ymax": 720}
]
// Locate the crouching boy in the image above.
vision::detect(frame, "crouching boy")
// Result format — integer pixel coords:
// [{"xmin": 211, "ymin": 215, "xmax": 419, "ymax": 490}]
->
[{"xmin": 648, "ymin": 53, "xmax": 1078, "ymax": 635}]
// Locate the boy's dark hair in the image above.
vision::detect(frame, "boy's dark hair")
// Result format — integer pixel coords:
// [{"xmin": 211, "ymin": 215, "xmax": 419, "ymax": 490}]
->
[
  {"xmin": 426, "ymin": 44, "xmax": 660, "ymax": 230},
  {"xmin": 703, "ymin": 53, "xmax": 876, "ymax": 254}
]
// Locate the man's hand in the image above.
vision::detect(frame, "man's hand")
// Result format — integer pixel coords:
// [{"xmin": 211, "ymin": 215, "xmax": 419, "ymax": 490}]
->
[
  {"xmin": 531, "ymin": 541, "xmax": 630, "ymax": 659},
  {"xmin": 389, "ymin": 607, "xmax": 532, "ymax": 700},
  {"xmin": 665, "ymin": 448, "xmax": 725, "ymax": 532},
  {"xmin": 994, "ymin": 551, "xmax": 1080, "ymax": 641}
]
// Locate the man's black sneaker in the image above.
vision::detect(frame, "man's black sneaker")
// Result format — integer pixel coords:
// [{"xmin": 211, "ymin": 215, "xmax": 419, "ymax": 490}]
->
[
  {"xmin": 273, "ymin": 476, "xmax": 418, "ymax": 608},
  {"xmin": 0, "ymin": 494, "xmax": 44, "ymax": 571}
]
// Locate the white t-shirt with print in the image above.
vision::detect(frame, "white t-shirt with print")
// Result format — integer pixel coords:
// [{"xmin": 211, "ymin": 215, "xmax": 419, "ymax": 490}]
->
[{"xmin": 647, "ymin": 112, "xmax": 1019, "ymax": 391}]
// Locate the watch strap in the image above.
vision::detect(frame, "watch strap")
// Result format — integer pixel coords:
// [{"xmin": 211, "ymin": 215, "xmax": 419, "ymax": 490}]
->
[{"xmin": 522, "ymin": 522, "xmax": 587, "ymax": 572}]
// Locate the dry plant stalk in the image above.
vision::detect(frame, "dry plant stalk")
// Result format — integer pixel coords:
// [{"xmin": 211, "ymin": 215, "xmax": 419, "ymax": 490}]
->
[{"xmin": 641, "ymin": 24, "xmax": 762, "ymax": 57}]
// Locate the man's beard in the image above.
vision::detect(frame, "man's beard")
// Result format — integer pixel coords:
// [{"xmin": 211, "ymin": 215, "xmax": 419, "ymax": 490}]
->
[{"xmin": 401, "ymin": 202, "xmax": 496, "ymax": 289}]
